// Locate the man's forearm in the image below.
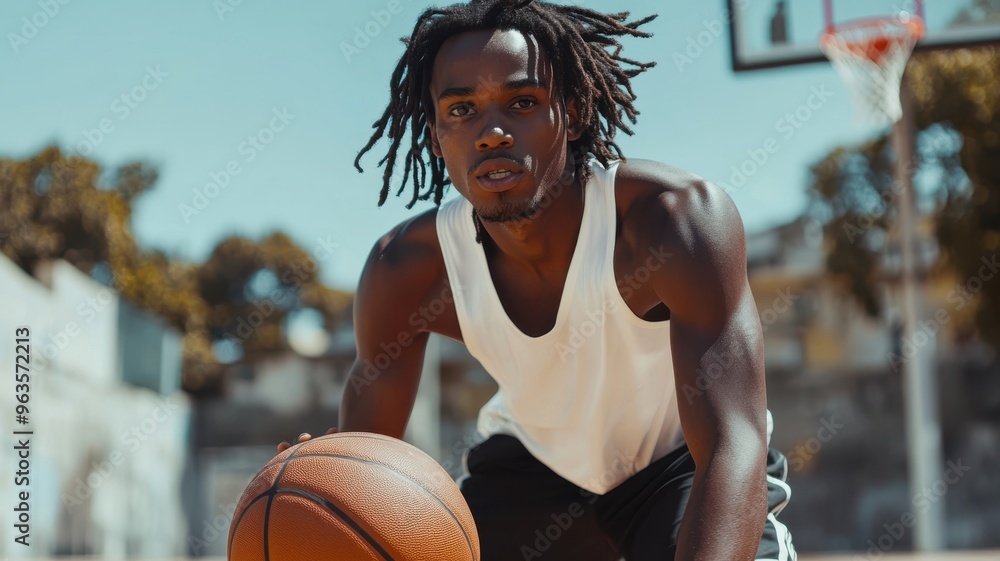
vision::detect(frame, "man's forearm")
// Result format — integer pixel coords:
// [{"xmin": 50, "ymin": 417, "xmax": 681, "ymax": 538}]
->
[
  {"xmin": 673, "ymin": 450, "xmax": 768, "ymax": 561},
  {"xmin": 338, "ymin": 368, "xmax": 412, "ymax": 439}
]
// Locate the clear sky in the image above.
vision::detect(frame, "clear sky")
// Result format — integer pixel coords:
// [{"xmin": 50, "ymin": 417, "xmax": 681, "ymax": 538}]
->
[{"xmin": 3, "ymin": 0, "xmax": 931, "ymax": 290}]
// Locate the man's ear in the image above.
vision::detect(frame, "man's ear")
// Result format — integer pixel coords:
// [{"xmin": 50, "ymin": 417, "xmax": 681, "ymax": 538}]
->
[
  {"xmin": 565, "ymin": 96, "xmax": 583, "ymax": 142},
  {"xmin": 428, "ymin": 119, "xmax": 443, "ymax": 158}
]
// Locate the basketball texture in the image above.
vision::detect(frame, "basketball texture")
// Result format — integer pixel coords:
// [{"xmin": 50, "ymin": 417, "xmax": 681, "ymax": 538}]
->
[{"xmin": 228, "ymin": 432, "xmax": 480, "ymax": 561}]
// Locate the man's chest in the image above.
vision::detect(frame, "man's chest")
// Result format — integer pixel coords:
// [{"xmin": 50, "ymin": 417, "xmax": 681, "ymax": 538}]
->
[{"xmin": 425, "ymin": 234, "xmax": 668, "ymax": 343}]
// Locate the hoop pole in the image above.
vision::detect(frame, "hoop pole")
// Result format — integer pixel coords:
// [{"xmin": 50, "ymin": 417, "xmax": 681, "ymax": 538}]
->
[
  {"xmin": 824, "ymin": 0, "xmax": 834, "ymax": 32},
  {"xmin": 892, "ymin": 81, "xmax": 946, "ymax": 551}
]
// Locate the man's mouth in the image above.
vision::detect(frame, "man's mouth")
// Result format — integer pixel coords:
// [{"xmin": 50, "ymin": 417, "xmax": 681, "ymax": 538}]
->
[
  {"xmin": 484, "ymin": 170, "xmax": 514, "ymax": 180},
  {"xmin": 475, "ymin": 169, "xmax": 524, "ymax": 192},
  {"xmin": 472, "ymin": 158, "xmax": 527, "ymax": 193}
]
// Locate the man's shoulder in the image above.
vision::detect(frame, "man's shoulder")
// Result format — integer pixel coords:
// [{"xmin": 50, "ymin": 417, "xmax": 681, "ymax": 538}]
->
[
  {"xmin": 371, "ymin": 207, "xmax": 442, "ymax": 266},
  {"xmin": 614, "ymin": 158, "xmax": 739, "ymax": 251},
  {"xmin": 360, "ymin": 207, "xmax": 446, "ymax": 300},
  {"xmin": 615, "ymin": 158, "xmax": 729, "ymax": 223}
]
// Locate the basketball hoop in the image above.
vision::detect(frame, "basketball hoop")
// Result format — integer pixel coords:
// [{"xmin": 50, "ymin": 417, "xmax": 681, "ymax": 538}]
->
[{"xmin": 820, "ymin": 15, "xmax": 925, "ymax": 126}]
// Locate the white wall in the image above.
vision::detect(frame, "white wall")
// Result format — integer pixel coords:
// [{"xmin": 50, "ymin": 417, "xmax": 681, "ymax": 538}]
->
[{"xmin": 0, "ymin": 256, "xmax": 189, "ymax": 559}]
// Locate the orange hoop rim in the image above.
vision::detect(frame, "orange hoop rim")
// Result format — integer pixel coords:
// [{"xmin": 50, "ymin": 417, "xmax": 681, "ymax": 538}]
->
[
  {"xmin": 821, "ymin": 16, "xmax": 926, "ymax": 47},
  {"xmin": 818, "ymin": 14, "xmax": 924, "ymax": 124}
]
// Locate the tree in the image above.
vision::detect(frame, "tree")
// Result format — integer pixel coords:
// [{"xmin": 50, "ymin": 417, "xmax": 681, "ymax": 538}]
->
[
  {"xmin": 807, "ymin": 45, "xmax": 1000, "ymax": 346},
  {"xmin": 0, "ymin": 146, "xmax": 148, "ymax": 275},
  {"xmin": 0, "ymin": 146, "xmax": 352, "ymax": 394},
  {"xmin": 197, "ymin": 232, "xmax": 351, "ymax": 356}
]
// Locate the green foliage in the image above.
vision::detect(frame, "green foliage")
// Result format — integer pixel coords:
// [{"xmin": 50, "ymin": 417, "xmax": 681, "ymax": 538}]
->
[
  {"xmin": 0, "ymin": 146, "xmax": 352, "ymax": 394},
  {"xmin": 197, "ymin": 231, "xmax": 351, "ymax": 355},
  {"xmin": 0, "ymin": 146, "xmax": 139, "ymax": 274},
  {"xmin": 808, "ymin": 46, "xmax": 1000, "ymax": 346}
]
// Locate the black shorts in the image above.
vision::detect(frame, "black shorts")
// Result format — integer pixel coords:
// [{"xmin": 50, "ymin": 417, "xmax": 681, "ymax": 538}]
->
[{"xmin": 459, "ymin": 434, "xmax": 796, "ymax": 561}]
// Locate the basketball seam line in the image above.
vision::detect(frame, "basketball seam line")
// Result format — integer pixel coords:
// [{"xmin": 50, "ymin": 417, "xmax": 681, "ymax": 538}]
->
[
  {"xmin": 276, "ymin": 487, "xmax": 395, "ymax": 560},
  {"xmin": 227, "ymin": 439, "xmax": 386, "ymax": 559},
  {"xmin": 232, "ymin": 444, "xmax": 397, "ymax": 561},
  {"xmin": 227, "ymin": 493, "xmax": 271, "ymax": 557},
  {"xmin": 292, "ymin": 451, "xmax": 478, "ymax": 561},
  {"xmin": 229, "ymin": 437, "xmax": 477, "ymax": 561},
  {"xmin": 265, "ymin": 446, "xmax": 299, "ymax": 561},
  {"xmin": 249, "ymin": 442, "xmax": 305, "ymax": 561},
  {"xmin": 229, "ymin": 455, "xmax": 292, "ymax": 555}
]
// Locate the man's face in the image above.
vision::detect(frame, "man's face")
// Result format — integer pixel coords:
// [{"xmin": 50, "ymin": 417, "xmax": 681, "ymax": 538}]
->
[{"xmin": 428, "ymin": 28, "xmax": 581, "ymax": 224}]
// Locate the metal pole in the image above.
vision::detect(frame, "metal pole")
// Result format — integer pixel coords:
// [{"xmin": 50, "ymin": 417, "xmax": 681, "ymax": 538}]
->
[{"xmin": 892, "ymin": 80, "xmax": 945, "ymax": 551}]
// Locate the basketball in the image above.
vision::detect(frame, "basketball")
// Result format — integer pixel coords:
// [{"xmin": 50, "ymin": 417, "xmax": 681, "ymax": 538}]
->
[{"xmin": 227, "ymin": 432, "xmax": 480, "ymax": 561}]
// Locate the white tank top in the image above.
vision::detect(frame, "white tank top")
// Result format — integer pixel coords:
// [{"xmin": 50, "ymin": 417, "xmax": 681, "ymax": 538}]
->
[{"xmin": 435, "ymin": 158, "xmax": 685, "ymax": 494}]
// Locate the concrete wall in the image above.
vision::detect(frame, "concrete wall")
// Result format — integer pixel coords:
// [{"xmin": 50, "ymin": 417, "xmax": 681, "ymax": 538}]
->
[{"xmin": 0, "ymin": 256, "xmax": 189, "ymax": 559}]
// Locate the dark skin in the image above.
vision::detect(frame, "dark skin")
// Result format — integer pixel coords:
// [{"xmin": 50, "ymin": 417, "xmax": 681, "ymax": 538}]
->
[{"xmin": 279, "ymin": 29, "xmax": 768, "ymax": 560}]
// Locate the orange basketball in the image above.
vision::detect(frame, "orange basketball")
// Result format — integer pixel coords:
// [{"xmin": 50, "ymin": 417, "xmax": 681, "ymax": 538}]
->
[{"xmin": 227, "ymin": 432, "xmax": 480, "ymax": 561}]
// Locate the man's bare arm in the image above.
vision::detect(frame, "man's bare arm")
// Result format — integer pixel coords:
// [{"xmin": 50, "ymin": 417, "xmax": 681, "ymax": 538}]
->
[
  {"xmin": 643, "ymin": 171, "xmax": 768, "ymax": 560},
  {"xmin": 337, "ymin": 216, "xmax": 445, "ymax": 438}
]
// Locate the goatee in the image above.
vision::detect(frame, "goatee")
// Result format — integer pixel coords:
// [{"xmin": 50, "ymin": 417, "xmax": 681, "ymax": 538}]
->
[{"xmin": 475, "ymin": 192, "xmax": 543, "ymax": 224}]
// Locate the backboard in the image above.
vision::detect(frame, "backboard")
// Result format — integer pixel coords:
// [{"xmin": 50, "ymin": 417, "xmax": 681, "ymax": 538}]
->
[{"xmin": 727, "ymin": 0, "xmax": 1000, "ymax": 72}]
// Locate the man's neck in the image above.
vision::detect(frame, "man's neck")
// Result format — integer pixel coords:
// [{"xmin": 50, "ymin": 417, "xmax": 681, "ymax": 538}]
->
[{"xmin": 479, "ymin": 171, "xmax": 586, "ymax": 280}]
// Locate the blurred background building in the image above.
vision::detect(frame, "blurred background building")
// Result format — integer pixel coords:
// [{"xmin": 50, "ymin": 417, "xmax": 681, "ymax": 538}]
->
[{"xmin": 746, "ymin": 216, "xmax": 1000, "ymax": 550}]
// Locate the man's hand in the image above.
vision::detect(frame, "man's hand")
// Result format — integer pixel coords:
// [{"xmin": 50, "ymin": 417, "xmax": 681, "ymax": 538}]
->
[{"xmin": 276, "ymin": 427, "xmax": 338, "ymax": 453}]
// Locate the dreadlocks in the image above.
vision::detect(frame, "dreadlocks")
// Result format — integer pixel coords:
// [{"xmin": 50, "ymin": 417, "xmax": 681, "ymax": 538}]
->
[{"xmin": 354, "ymin": 0, "xmax": 656, "ymax": 211}]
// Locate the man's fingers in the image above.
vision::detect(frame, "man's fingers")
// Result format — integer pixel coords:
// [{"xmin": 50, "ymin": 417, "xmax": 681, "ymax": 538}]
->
[
  {"xmin": 278, "ymin": 432, "xmax": 311, "ymax": 453},
  {"xmin": 277, "ymin": 430, "xmax": 332, "ymax": 453}
]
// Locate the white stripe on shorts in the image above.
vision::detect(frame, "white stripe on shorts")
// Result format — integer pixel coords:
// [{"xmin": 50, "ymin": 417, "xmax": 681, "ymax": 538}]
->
[
  {"xmin": 757, "ymin": 512, "xmax": 797, "ymax": 561},
  {"xmin": 767, "ymin": 474, "xmax": 792, "ymax": 516}
]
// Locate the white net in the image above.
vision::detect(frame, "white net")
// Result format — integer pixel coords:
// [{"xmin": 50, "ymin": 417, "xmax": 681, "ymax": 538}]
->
[{"xmin": 820, "ymin": 16, "xmax": 924, "ymax": 127}]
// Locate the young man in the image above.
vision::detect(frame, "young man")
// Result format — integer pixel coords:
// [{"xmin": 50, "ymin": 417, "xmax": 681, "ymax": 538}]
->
[{"xmin": 279, "ymin": 1, "xmax": 796, "ymax": 559}]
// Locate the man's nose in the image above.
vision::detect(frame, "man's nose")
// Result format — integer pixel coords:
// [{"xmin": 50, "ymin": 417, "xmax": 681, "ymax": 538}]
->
[{"xmin": 476, "ymin": 124, "xmax": 513, "ymax": 151}]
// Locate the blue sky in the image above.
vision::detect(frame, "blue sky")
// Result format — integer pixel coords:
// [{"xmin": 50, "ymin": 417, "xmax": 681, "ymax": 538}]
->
[{"xmin": 2, "ymin": 0, "xmax": 915, "ymax": 290}]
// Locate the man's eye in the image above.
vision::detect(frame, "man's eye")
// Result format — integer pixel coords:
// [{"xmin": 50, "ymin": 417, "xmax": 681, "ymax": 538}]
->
[
  {"xmin": 449, "ymin": 104, "xmax": 474, "ymax": 117},
  {"xmin": 511, "ymin": 99, "xmax": 536, "ymax": 109}
]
